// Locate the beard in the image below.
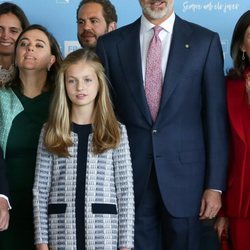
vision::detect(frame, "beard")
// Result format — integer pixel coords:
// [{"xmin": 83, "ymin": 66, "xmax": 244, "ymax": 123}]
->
[{"xmin": 140, "ymin": 0, "xmax": 174, "ymax": 20}]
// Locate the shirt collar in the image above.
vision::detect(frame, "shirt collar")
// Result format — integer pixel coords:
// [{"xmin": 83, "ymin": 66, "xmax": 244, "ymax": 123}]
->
[{"xmin": 140, "ymin": 12, "xmax": 175, "ymax": 34}]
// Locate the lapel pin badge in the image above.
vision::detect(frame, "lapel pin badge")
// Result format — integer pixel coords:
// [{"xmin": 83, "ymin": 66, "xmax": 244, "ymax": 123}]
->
[{"xmin": 185, "ymin": 44, "xmax": 190, "ymax": 49}]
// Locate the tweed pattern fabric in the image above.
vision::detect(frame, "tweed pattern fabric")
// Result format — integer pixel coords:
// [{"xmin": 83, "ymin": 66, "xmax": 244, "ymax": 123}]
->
[
  {"xmin": 0, "ymin": 65, "xmax": 14, "ymax": 86},
  {"xmin": 33, "ymin": 124, "xmax": 134, "ymax": 250},
  {"xmin": 145, "ymin": 26, "xmax": 163, "ymax": 121},
  {"xmin": 0, "ymin": 88, "xmax": 23, "ymax": 157}
]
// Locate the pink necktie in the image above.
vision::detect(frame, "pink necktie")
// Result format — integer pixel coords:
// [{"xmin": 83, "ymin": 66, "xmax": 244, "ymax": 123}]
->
[{"xmin": 145, "ymin": 26, "xmax": 163, "ymax": 121}]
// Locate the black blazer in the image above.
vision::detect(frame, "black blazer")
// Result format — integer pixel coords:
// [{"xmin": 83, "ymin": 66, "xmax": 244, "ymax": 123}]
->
[
  {"xmin": 96, "ymin": 15, "xmax": 228, "ymax": 217},
  {"xmin": 0, "ymin": 146, "xmax": 9, "ymax": 197}
]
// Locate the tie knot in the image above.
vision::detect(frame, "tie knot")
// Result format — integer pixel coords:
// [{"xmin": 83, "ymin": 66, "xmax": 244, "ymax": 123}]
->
[{"xmin": 153, "ymin": 26, "xmax": 163, "ymax": 36}]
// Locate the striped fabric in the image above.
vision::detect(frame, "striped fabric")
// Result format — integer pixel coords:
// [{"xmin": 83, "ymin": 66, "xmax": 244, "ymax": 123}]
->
[{"xmin": 33, "ymin": 124, "xmax": 134, "ymax": 250}]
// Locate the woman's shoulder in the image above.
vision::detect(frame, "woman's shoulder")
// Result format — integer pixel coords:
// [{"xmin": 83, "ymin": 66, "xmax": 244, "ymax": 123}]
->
[
  {"xmin": 118, "ymin": 122, "xmax": 126, "ymax": 130},
  {"xmin": 0, "ymin": 87, "xmax": 23, "ymax": 111},
  {"xmin": 0, "ymin": 87, "xmax": 15, "ymax": 97}
]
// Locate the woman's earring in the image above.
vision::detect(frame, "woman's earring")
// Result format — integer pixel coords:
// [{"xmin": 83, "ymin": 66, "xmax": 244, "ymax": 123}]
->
[{"xmin": 242, "ymin": 51, "xmax": 245, "ymax": 61}]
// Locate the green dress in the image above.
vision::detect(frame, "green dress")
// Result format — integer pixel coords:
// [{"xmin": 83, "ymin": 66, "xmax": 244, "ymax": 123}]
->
[{"xmin": 0, "ymin": 89, "xmax": 52, "ymax": 250}]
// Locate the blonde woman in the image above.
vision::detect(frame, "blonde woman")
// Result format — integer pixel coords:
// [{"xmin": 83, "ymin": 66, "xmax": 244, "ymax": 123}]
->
[{"xmin": 33, "ymin": 48, "xmax": 134, "ymax": 250}]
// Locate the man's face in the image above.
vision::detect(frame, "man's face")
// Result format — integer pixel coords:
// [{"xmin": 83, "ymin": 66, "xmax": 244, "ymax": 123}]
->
[
  {"xmin": 139, "ymin": 0, "xmax": 174, "ymax": 23},
  {"xmin": 77, "ymin": 3, "xmax": 114, "ymax": 48}
]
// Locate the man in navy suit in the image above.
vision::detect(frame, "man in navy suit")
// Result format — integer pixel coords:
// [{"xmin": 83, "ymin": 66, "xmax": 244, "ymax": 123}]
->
[
  {"xmin": 0, "ymin": 147, "xmax": 9, "ymax": 231},
  {"xmin": 96, "ymin": 0, "xmax": 228, "ymax": 249}
]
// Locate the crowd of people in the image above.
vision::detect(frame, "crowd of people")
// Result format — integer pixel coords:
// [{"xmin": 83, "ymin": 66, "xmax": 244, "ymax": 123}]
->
[{"xmin": 0, "ymin": 0, "xmax": 249, "ymax": 250}]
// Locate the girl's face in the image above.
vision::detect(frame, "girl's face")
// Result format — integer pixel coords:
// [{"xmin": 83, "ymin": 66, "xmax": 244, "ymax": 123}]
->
[
  {"xmin": 242, "ymin": 25, "xmax": 250, "ymax": 59},
  {"xmin": 15, "ymin": 29, "xmax": 55, "ymax": 71},
  {"xmin": 65, "ymin": 60, "xmax": 99, "ymax": 111},
  {"xmin": 0, "ymin": 13, "xmax": 22, "ymax": 57}
]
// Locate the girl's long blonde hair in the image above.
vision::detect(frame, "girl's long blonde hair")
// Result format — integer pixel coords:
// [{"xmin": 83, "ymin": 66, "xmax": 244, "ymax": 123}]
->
[{"xmin": 44, "ymin": 48, "xmax": 121, "ymax": 156}]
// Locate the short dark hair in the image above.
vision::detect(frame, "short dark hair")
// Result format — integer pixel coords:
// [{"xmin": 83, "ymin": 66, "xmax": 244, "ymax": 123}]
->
[
  {"xmin": 0, "ymin": 2, "xmax": 29, "ymax": 30},
  {"xmin": 76, "ymin": 0, "xmax": 117, "ymax": 25}
]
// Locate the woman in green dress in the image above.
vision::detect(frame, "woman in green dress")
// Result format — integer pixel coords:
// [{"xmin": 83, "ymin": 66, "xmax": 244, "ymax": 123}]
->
[{"xmin": 0, "ymin": 24, "xmax": 63, "ymax": 250}]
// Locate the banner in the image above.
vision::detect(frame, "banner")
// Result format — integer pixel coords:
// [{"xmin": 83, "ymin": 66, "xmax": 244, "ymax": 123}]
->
[{"xmin": 4, "ymin": 0, "xmax": 250, "ymax": 71}]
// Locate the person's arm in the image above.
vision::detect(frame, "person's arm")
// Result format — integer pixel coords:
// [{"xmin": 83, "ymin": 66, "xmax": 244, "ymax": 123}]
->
[
  {"xmin": 33, "ymin": 127, "xmax": 52, "ymax": 246},
  {"xmin": 0, "ymin": 146, "xmax": 10, "ymax": 231},
  {"xmin": 113, "ymin": 124, "xmax": 134, "ymax": 250},
  {"xmin": 0, "ymin": 146, "xmax": 9, "ymax": 198},
  {"xmin": 199, "ymin": 31, "xmax": 228, "ymax": 220}
]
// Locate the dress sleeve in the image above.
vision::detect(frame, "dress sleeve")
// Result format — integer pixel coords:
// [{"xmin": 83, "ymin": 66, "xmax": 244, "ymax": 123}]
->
[
  {"xmin": 113, "ymin": 124, "xmax": 134, "ymax": 248},
  {"xmin": 0, "ymin": 146, "xmax": 9, "ymax": 198},
  {"xmin": 33, "ymin": 126, "xmax": 53, "ymax": 244}
]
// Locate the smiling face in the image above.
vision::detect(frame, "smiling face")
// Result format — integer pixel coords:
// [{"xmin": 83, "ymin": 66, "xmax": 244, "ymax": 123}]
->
[
  {"xmin": 0, "ymin": 13, "xmax": 22, "ymax": 57},
  {"xmin": 15, "ymin": 29, "xmax": 55, "ymax": 72},
  {"xmin": 65, "ymin": 60, "xmax": 99, "ymax": 113},
  {"xmin": 139, "ymin": 0, "xmax": 174, "ymax": 24}
]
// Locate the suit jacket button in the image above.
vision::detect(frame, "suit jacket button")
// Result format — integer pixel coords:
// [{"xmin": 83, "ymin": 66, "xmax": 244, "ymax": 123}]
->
[{"xmin": 152, "ymin": 129, "xmax": 157, "ymax": 134}]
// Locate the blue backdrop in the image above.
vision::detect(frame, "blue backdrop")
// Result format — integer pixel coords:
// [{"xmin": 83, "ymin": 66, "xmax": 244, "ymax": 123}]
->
[{"xmin": 3, "ymin": 0, "xmax": 249, "ymax": 71}]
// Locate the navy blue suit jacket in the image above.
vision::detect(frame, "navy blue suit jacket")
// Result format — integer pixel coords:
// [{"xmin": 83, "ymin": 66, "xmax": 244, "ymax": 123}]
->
[{"xmin": 96, "ymin": 15, "xmax": 228, "ymax": 217}]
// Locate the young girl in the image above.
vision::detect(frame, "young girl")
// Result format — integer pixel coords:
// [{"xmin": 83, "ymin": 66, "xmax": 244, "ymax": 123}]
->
[{"xmin": 33, "ymin": 48, "xmax": 134, "ymax": 250}]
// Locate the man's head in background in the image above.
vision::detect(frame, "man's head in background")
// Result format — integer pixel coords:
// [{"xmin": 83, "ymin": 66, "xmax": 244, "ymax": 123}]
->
[{"xmin": 76, "ymin": 0, "xmax": 117, "ymax": 48}]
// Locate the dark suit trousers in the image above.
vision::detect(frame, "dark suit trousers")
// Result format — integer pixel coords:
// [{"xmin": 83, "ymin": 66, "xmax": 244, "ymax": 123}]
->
[{"xmin": 134, "ymin": 165, "xmax": 201, "ymax": 250}]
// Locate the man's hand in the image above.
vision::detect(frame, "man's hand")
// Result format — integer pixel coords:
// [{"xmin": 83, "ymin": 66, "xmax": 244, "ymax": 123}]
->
[
  {"xmin": 199, "ymin": 189, "xmax": 221, "ymax": 220},
  {"xmin": 0, "ymin": 197, "xmax": 9, "ymax": 231}
]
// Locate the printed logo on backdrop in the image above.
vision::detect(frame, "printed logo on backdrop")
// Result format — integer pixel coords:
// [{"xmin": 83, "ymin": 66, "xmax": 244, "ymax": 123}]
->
[
  {"xmin": 182, "ymin": 1, "xmax": 240, "ymax": 13},
  {"xmin": 64, "ymin": 41, "xmax": 81, "ymax": 56},
  {"xmin": 56, "ymin": 0, "xmax": 70, "ymax": 4}
]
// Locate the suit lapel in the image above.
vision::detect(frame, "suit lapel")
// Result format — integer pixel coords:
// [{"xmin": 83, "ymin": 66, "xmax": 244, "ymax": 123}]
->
[
  {"xmin": 158, "ymin": 16, "xmax": 193, "ymax": 116},
  {"xmin": 117, "ymin": 18, "xmax": 152, "ymax": 124}
]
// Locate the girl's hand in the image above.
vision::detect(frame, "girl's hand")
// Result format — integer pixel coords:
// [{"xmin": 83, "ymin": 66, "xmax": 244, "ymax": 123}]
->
[{"xmin": 36, "ymin": 244, "xmax": 49, "ymax": 250}]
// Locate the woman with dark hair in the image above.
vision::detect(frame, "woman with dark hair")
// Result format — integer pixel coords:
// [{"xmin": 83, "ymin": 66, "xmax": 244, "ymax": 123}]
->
[
  {"xmin": 0, "ymin": 24, "xmax": 63, "ymax": 250},
  {"xmin": 0, "ymin": 2, "xmax": 29, "ymax": 86},
  {"xmin": 214, "ymin": 10, "xmax": 250, "ymax": 250}
]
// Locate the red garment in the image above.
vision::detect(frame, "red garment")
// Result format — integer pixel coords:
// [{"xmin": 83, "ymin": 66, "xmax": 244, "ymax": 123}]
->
[
  {"xmin": 229, "ymin": 218, "xmax": 250, "ymax": 250},
  {"xmin": 223, "ymin": 67, "xmax": 250, "ymax": 218},
  {"xmin": 220, "ymin": 230, "xmax": 231, "ymax": 250},
  {"xmin": 219, "ymin": 68, "xmax": 250, "ymax": 250}
]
